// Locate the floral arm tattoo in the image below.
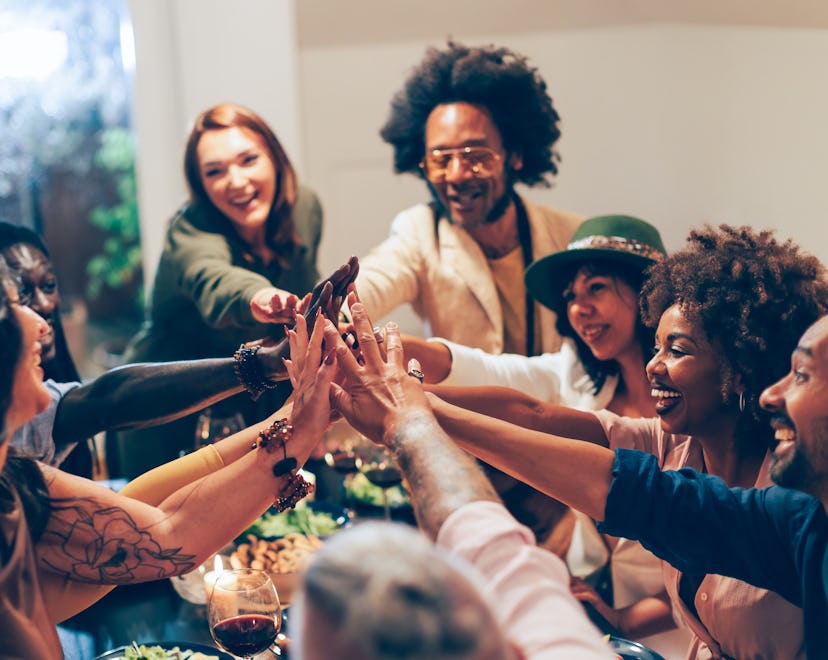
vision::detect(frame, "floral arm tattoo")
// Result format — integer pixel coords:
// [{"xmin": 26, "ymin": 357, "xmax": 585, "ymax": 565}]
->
[{"xmin": 39, "ymin": 497, "xmax": 196, "ymax": 584}]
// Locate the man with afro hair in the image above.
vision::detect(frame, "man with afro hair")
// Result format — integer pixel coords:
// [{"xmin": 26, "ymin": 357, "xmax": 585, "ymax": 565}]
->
[
  {"xmin": 355, "ymin": 40, "xmax": 582, "ymax": 358},
  {"xmin": 353, "ymin": 41, "xmax": 582, "ymax": 555}
]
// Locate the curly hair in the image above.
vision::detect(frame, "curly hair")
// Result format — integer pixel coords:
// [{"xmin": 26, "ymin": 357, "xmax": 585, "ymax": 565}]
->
[
  {"xmin": 380, "ymin": 41, "xmax": 561, "ymax": 187},
  {"xmin": 549, "ymin": 260, "xmax": 654, "ymax": 395},
  {"xmin": 640, "ymin": 224, "xmax": 828, "ymax": 445}
]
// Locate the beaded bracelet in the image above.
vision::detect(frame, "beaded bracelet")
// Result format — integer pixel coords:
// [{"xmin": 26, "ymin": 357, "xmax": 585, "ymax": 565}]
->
[
  {"xmin": 234, "ymin": 343, "xmax": 280, "ymax": 401},
  {"xmin": 252, "ymin": 418, "xmax": 315, "ymax": 511}
]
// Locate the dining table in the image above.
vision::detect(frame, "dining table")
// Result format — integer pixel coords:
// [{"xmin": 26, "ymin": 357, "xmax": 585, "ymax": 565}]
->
[{"xmin": 58, "ymin": 460, "xmax": 411, "ymax": 659}]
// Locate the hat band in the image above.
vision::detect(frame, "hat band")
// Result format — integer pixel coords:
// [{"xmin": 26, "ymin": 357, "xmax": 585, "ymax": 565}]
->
[{"xmin": 566, "ymin": 234, "xmax": 664, "ymax": 261}]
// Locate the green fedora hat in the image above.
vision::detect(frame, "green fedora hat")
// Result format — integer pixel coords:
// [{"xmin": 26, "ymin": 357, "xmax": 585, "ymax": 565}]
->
[{"xmin": 525, "ymin": 214, "xmax": 666, "ymax": 311}]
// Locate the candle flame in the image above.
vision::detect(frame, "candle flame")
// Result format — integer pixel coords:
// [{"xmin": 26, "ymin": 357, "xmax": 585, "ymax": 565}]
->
[{"xmin": 214, "ymin": 555, "xmax": 223, "ymax": 573}]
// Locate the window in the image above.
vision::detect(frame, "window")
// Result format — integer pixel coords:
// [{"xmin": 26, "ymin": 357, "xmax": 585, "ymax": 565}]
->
[{"xmin": 0, "ymin": 0, "xmax": 142, "ymax": 335}]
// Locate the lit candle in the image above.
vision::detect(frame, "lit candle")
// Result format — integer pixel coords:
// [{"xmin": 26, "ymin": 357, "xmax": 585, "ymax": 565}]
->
[{"xmin": 203, "ymin": 554, "xmax": 224, "ymax": 600}]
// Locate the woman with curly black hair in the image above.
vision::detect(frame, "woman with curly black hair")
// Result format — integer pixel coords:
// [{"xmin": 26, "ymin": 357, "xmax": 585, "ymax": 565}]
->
[
  {"xmin": 355, "ymin": 40, "xmax": 582, "ymax": 357},
  {"xmin": 428, "ymin": 224, "xmax": 828, "ymax": 659}
]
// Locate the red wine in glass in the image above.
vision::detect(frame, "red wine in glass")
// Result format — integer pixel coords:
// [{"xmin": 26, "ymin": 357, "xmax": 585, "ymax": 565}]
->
[
  {"xmin": 360, "ymin": 459, "xmax": 403, "ymax": 520},
  {"xmin": 324, "ymin": 449, "xmax": 358, "ymax": 475},
  {"xmin": 208, "ymin": 568, "xmax": 281, "ymax": 659},
  {"xmin": 212, "ymin": 614, "xmax": 277, "ymax": 657},
  {"xmin": 362, "ymin": 465, "xmax": 402, "ymax": 489}
]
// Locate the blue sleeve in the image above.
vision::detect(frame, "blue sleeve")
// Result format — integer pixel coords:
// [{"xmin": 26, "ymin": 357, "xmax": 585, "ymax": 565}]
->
[{"xmin": 597, "ymin": 448, "xmax": 818, "ymax": 606}]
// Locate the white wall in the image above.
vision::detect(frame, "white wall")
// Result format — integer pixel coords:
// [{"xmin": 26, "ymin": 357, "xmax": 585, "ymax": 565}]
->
[
  {"xmin": 302, "ymin": 25, "xmax": 828, "ymax": 268},
  {"xmin": 129, "ymin": 4, "xmax": 828, "ymax": 336}
]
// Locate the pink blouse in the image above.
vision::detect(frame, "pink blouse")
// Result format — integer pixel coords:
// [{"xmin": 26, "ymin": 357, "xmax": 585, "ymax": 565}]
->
[{"xmin": 596, "ymin": 411, "xmax": 805, "ymax": 660}]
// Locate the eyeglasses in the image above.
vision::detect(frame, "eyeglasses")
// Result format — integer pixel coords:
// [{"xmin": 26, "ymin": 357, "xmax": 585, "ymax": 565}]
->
[{"xmin": 420, "ymin": 146, "xmax": 502, "ymax": 182}]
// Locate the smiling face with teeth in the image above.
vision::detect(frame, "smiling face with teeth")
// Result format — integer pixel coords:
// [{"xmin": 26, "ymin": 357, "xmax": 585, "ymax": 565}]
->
[
  {"xmin": 197, "ymin": 126, "xmax": 277, "ymax": 246},
  {"xmin": 4, "ymin": 291, "xmax": 51, "ymax": 440},
  {"xmin": 423, "ymin": 103, "xmax": 514, "ymax": 229},
  {"xmin": 760, "ymin": 315, "xmax": 828, "ymax": 499},
  {"xmin": 646, "ymin": 304, "xmax": 737, "ymax": 438}
]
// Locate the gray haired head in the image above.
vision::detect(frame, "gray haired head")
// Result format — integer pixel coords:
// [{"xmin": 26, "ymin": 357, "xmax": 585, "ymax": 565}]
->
[{"xmin": 292, "ymin": 521, "xmax": 514, "ymax": 660}]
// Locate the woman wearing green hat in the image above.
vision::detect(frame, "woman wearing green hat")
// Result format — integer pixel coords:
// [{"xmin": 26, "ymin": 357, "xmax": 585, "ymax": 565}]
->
[
  {"xmin": 427, "ymin": 224, "xmax": 820, "ymax": 659},
  {"xmin": 401, "ymin": 215, "xmax": 680, "ymax": 641}
]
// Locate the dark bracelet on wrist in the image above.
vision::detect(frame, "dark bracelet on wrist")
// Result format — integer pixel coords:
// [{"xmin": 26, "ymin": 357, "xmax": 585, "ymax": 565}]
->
[
  {"xmin": 252, "ymin": 417, "xmax": 315, "ymax": 511},
  {"xmin": 234, "ymin": 343, "xmax": 279, "ymax": 401}
]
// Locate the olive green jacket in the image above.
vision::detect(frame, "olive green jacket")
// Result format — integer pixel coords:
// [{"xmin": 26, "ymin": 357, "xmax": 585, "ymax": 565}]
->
[{"xmin": 125, "ymin": 186, "xmax": 322, "ymax": 364}]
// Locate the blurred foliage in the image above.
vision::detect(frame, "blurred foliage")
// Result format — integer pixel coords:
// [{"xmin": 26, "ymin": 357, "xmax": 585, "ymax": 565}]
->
[
  {"xmin": 86, "ymin": 127, "xmax": 143, "ymax": 303},
  {"xmin": 0, "ymin": 0, "xmax": 141, "ymax": 312}
]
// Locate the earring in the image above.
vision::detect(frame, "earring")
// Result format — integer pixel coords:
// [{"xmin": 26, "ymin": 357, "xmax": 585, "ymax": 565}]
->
[{"xmin": 739, "ymin": 391, "xmax": 747, "ymax": 413}]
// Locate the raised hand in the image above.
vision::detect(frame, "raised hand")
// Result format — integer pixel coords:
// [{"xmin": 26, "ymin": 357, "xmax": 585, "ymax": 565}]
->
[
  {"xmin": 255, "ymin": 256, "xmax": 359, "ymax": 381},
  {"xmin": 283, "ymin": 310, "xmax": 337, "ymax": 445},
  {"xmin": 327, "ymin": 300, "xmax": 431, "ymax": 445}
]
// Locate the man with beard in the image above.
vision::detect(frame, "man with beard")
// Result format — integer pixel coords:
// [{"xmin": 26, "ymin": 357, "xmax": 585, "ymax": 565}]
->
[
  {"xmin": 352, "ymin": 43, "xmax": 581, "ymax": 553},
  {"xmin": 594, "ymin": 314, "xmax": 828, "ymax": 656},
  {"xmin": 431, "ymin": 313, "xmax": 828, "ymax": 656},
  {"xmin": 355, "ymin": 40, "xmax": 582, "ymax": 358}
]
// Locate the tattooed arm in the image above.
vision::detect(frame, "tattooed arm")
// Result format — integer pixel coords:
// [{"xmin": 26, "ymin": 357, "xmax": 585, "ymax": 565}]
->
[
  {"xmin": 327, "ymin": 301, "xmax": 499, "ymax": 539},
  {"xmin": 35, "ymin": 311, "xmax": 335, "ymax": 585},
  {"xmin": 383, "ymin": 410, "xmax": 499, "ymax": 539}
]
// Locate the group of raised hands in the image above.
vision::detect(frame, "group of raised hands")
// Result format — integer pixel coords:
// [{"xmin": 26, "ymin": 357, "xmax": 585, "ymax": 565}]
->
[{"xmin": 277, "ymin": 255, "xmax": 432, "ymax": 454}]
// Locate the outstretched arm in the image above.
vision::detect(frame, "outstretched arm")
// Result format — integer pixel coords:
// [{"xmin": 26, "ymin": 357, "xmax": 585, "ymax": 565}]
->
[
  {"xmin": 327, "ymin": 304, "xmax": 499, "ymax": 539},
  {"xmin": 428, "ymin": 383, "xmax": 609, "ymax": 444},
  {"xmin": 37, "ymin": 311, "xmax": 334, "ymax": 587},
  {"xmin": 429, "ymin": 394, "xmax": 614, "ymax": 522},
  {"xmin": 52, "ymin": 257, "xmax": 358, "ymax": 445}
]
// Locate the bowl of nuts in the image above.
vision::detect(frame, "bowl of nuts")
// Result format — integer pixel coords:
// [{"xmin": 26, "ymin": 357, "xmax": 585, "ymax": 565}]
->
[{"xmin": 229, "ymin": 532, "xmax": 323, "ymax": 604}]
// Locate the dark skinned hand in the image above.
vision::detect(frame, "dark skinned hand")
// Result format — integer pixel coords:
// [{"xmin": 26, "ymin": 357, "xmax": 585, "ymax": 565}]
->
[{"xmin": 256, "ymin": 256, "xmax": 359, "ymax": 379}]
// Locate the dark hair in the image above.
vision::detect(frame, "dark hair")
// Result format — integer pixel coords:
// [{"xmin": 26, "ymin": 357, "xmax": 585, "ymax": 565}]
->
[
  {"xmin": 640, "ymin": 224, "xmax": 828, "ymax": 446},
  {"xmin": 0, "ymin": 259, "xmax": 21, "ymax": 437},
  {"xmin": 0, "ymin": 259, "xmax": 51, "ymax": 550},
  {"xmin": 380, "ymin": 41, "xmax": 561, "ymax": 187},
  {"xmin": 0, "ymin": 222, "xmax": 80, "ymax": 382},
  {"xmin": 182, "ymin": 103, "xmax": 301, "ymax": 267},
  {"xmin": 549, "ymin": 260, "xmax": 653, "ymax": 394}
]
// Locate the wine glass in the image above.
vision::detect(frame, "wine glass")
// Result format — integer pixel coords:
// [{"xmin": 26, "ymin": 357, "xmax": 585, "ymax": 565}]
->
[
  {"xmin": 356, "ymin": 442, "xmax": 402, "ymax": 521},
  {"xmin": 207, "ymin": 568, "xmax": 282, "ymax": 659},
  {"xmin": 323, "ymin": 435, "xmax": 360, "ymax": 508}
]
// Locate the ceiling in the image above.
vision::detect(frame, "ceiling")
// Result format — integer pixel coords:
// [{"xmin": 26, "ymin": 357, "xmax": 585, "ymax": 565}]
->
[{"xmin": 297, "ymin": 0, "xmax": 828, "ymax": 48}]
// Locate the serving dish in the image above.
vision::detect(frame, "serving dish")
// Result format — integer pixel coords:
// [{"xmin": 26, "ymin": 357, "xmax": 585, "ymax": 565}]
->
[
  {"xmin": 608, "ymin": 635, "xmax": 667, "ymax": 660},
  {"xmin": 92, "ymin": 641, "xmax": 231, "ymax": 659}
]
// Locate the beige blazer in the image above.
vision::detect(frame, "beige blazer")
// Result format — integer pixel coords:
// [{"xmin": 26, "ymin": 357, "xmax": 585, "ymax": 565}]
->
[{"xmin": 355, "ymin": 196, "xmax": 582, "ymax": 354}]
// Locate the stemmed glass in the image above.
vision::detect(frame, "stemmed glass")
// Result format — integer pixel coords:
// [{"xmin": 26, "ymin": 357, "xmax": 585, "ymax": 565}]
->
[
  {"xmin": 356, "ymin": 442, "xmax": 402, "ymax": 521},
  {"xmin": 207, "ymin": 568, "xmax": 282, "ymax": 659},
  {"xmin": 323, "ymin": 435, "xmax": 360, "ymax": 508}
]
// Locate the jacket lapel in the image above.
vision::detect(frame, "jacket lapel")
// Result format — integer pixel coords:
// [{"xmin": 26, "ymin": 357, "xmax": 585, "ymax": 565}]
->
[{"xmin": 437, "ymin": 218, "xmax": 502, "ymax": 334}]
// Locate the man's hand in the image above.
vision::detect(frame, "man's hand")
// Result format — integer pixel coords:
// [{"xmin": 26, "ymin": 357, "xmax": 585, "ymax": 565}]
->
[{"xmin": 327, "ymin": 300, "xmax": 431, "ymax": 445}]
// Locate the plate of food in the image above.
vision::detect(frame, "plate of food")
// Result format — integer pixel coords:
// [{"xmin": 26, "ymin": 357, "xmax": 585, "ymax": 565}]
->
[
  {"xmin": 93, "ymin": 641, "xmax": 231, "ymax": 659},
  {"xmin": 344, "ymin": 472, "xmax": 411, "ymax": 509},
  {"xmin": 607, "ymin": 635, "xmax": 667, "ymax": 660},
  {"xmin": 238, "ymin": 499, "xmax": 350, "ymax": 540}
]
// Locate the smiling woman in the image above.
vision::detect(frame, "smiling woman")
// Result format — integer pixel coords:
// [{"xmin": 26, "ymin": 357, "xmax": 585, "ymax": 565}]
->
[
  {"xmin": 118, "ymin": 103, "xmax": 324, "ymax": 476},
  {"xmin": 428, "ymin": 223, "xmax": 828, "ymax": 659}
]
